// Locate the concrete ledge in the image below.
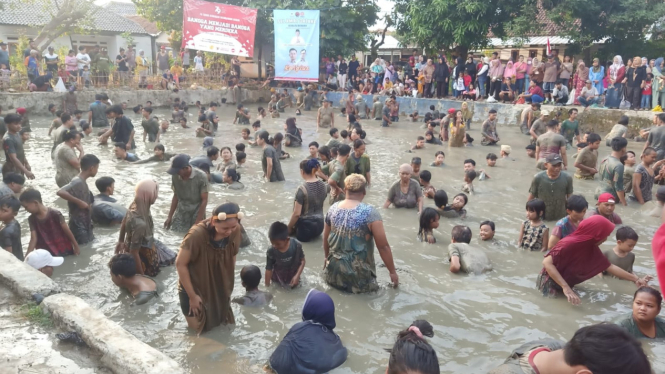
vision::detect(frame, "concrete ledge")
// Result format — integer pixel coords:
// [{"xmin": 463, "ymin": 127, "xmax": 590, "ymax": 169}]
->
[
  {"xmin": 0, "ymin": 87, "xmax": 273, "ymax": 113},
  {"xmin": 41, "ymin": 293, "xmax": 185, "ymax": 374},
  {"xmin": 0, "ymin": 250, "xmax": 60, "ymax": 299},
  {"xmin": 318, "ymin": 91, "xmax": 655, "ymax": 136}
]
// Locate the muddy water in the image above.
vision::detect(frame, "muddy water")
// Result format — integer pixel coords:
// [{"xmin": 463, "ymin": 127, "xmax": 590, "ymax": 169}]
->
[{"xmin": 20, "ymin": 104, "xmax": 664, "ymax": 373}]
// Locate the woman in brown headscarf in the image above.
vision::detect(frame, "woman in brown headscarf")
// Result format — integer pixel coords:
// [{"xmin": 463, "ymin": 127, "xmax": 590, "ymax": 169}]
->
[
  {"xmin": 573, "ymin": 61, "xmax": 589, "ymax": 105},
  {"xmin": 116, "ymin": 179, "xmax": 161, "ymax": 277},
  {"xmin": 175, "ymin": 202, "xmax": 243, "ymax": 334}
]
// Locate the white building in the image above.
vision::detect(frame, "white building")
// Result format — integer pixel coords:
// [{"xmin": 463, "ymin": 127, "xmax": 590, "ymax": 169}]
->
[{"xmin": 0, "ymin": 0, "xmax": 154, "ymax": 61}]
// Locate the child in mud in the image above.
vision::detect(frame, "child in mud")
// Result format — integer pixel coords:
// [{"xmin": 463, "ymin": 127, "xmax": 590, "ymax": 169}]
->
[
  {"xmin": 233, "ymin": 265, "xmax": 273, "ymax": 307},
  {"xmin": 265, "ymin": 221, "xmax": 305, "ymax": 288}
]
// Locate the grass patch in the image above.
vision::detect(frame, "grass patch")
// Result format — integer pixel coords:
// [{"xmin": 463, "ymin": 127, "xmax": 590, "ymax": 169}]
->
[{"xmin": 20, "ymin": 303, "xmax": 53, "ymax": 328}]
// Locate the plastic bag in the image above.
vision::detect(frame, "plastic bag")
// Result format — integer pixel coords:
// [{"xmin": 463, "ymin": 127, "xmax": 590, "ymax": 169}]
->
[
  {"xmin": 54, "ymin": 77, "xmax": 66, "ymax": 92},
  {"xmin": 566, "ymin": 89, "xmax": 575, "ymax": 105}
]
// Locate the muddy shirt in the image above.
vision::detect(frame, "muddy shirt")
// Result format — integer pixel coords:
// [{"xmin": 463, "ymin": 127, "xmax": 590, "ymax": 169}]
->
[
  {"xmin": 141, "ymin": 117, "xmax": 160, "ymax": 142},
  {"xmin": 111, "ymin": 116, "xmax": 134, "ymax": 147},
  {"xmin": 54, "ymin": 143, "xmax": 79, "ymax": 188},
  {"xmin": 92, "ymin": 194, "xmax": 126, "ymax": 226},
  {"xmin": 603, "ymin": 249, "xmax": 634, "ymax": 274},
  {"xmin": 295, "ymin": 180, "xmax": 327, "ymax": 220},
  {"xmin": 614, "ymin": 314, "xmax": 665, "ymax": 339},
  {"xmin": 372, "ymin": 102, "xmax": 383, "ymax": 119},
  {"xmin": 170, "ymin": 168, "xmax": 208, "ymax": 232},
  {"xmin": 536, "ymin": 132, "xmax": 566, "ymax": 162},
  {"xmin": 648, "ymin": 125, "xmax": 665, "ymax": 152},
  {"xmin": 529, "ymin": 171, "xmax": 573, "ymax": 221},
  {"xmin": 265, "ymin": 238, "xmax": 305, "ymax": 286},
  {"xmin": 329, "ymin": 159, "xmax": 346, "ymax": 203},
  {"xmin": 0, "ymin": 220, "xmax": 22, "ymax": 260},
  {"xmin": 318, "ymin": 106, "xmax": 333, "ymax": 127},
  {"xmin": 489, "ymin": 339, "xmax": 564, "ymax": 374},
  {"xmin": 2, "ymin": 132, "xmax": 25, "ymax": 176},
  {"xmin": 262, "ymin": 145, "xmax": 285, "ymax": 182},
  {"xmin": 326, "ymin": 137, "xmax": 341, "ymax": 148},
  {"xmin": 0, "ymin": 183, "xmax": 13, "ymax": 199},
  {"xmin": 89, "ymin": 101, "xmax": 108, "ymax": 128},
  {"xmin": 595, "ymin": 155, "xmax": 624, "ymax": 200},
  {"xmin": 232, "ymin": 290, "xmax": 273, "ymax": 307},
  {"xmin": 574, "ymin": 146, "xmax": 597, "ymax": 179},
  {"xmin": 448, "ymin": 243, "xmax": 492, "ymax": 275},
  {"xmin": 387, "ymin": 179, "xmax": 422, "ymax": 209},
  {"xmin": 530, "ymin": 119, "xmax": 547, "ymax": 138},
  {"xmin": 345, "ymin": 153, "xmax": 370, "ymax": 177},
  {"xmin": 61, "ymin": 176, "xmax": 94, "ymax": 244},
  {"xmin": 560, "ymin": 119, "xmax": 579, "ymax": 144}
]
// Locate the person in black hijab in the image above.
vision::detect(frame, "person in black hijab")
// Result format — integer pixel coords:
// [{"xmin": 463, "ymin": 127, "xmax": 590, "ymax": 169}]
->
[{"xmin": 435, "ymin": 56, "xmax": 449, "ymax": 98}]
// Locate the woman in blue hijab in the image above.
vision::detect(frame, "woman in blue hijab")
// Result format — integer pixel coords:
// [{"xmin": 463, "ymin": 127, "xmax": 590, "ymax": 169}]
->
[
  {"xmin": 202, "ymin": 136, "xmax": 214, "ymax": 150},
  {"xmin": 268, "ymin": 289, "xmax": 347, "ymax": 374}
]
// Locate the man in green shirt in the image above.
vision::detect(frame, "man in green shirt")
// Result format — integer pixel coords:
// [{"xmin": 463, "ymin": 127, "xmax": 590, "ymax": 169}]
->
[
  {"xmin": 596, "ymin": 137, "xmax": 628, "ymax": 205},
  {"xmin": 328, "ymin": 144, "xmax": 350, "ymax": 204},
  {"xmin": 528, "ymin": 154, "xmax": 573, "ymax": 221},
  {"xmin": 560, "ymin": 108, "xmax": 580, "ymax": 146},
  {"xmin": 141, "ymin": 107, "xmax": 160, "ymax": 143}
]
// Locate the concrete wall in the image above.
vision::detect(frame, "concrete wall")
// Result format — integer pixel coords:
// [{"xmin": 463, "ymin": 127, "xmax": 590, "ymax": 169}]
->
[
  {"xmin": 0, "ymin": 88, "xmax": 273, "ymax": 113},
  {"xmin": 306, "ymin": 90, "xmax": 655, "ymax": 136}
]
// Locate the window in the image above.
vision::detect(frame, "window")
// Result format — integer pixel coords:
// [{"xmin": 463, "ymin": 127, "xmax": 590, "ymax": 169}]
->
[
  {"xmin": 511, "ymin": 50, "xmax": 519, "ymax": 62},
  {"xmin": 529, "ymin": 50, "xmax": 538, "ymax": 58}
]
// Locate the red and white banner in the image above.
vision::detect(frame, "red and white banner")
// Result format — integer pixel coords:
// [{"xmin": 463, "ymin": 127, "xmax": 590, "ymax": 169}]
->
[{"xmin": 182, "ymin": 0, "xmax": 257, "ymax": 57}]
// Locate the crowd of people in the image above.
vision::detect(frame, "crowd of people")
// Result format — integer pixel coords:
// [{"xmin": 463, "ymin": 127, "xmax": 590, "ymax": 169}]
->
[
  {"xmin": 1, "ymin": 75, "xmax": 664, "ymax": 373},
  {"xmin": 1, "ymin": 39, "xmax": 236, "ymax": 92},
  {"xmin": 317, "ymin": 51, "xmax": 665, "ymax": 113}
]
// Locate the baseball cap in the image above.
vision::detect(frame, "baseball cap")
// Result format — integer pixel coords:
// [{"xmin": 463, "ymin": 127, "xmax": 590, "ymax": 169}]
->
[
  {"xmin": 598, "ymin": 192, "xmax": 616, "ymax": 204},
  {"xmin": 16, "ymin": 107, "xmax": 26, "ymax": 115},
  {"xmin": 167, "ymin": 154, "xmax": 191, "ymax": 175},
  {"xmin": 540, "ymin": 109, "xmax": 550, "ymax": 116},
  {"xmin": 448, "ymin": 108, "xmax": 456, "ymax": 114},
  {"xmin": 25, "ymin": 249, "xmax": 64, "ymax": 270},
  {"xmin": 545, "ymin": 154, "xmax": 563, "ymax": 165}
]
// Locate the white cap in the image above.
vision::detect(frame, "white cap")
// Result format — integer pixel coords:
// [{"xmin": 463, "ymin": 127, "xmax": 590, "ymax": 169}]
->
[
  {"xmin": 25, "ymin": 249, "xmax": 64, "ymax": 270},
  {"xmin": 541, "ymin": 110, "xmax": 550, "ymax": 116}
]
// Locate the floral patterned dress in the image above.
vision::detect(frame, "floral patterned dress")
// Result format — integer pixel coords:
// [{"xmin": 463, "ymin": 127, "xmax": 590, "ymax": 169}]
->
[{"xmin": 324, "ymin": 202, "xmax": 382, "ymax": 293}]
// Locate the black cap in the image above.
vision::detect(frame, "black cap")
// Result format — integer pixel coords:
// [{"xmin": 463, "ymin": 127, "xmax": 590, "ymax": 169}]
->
[
  {"xmin": 167, "ymin": 154, "xmax": 191, "ymax": 175},
  {"xmin": 545, "ymin": 153, "xmax": 563, "ymax": 165}
]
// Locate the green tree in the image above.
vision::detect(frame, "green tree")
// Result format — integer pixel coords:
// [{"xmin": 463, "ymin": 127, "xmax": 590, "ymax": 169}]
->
[
  {"xmin": 393, "ymin": 0, "xmax": 535, "ymax": 59},
  {"xmin": 537, "ymin": 0, "xmax": 665, "ymax": 56},
  {"xmin": 22, "ymin": 0, "xmax": 97, "ymax": 52}
]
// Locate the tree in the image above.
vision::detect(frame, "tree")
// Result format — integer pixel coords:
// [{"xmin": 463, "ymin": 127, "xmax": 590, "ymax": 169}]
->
[
  {"xmin": 22, "ymin": 0, "xmax": 97, "ymax": 52},
  {"xmin": 393, "ymin": 0, "xmax": 536, "ymax": 59},
  {"xmin": 536, "ymin": 0, "xmax": 665, "ymax": 56}
]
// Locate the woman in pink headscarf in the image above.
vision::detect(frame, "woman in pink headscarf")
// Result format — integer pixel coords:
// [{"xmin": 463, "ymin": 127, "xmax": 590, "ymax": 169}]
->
[
  {"xmin": 537, "ymin": 215, "xmax": 650, "ymax": 305},
  {"xmin": 572, "ymin": 61, "xmax": 589, "ymax": 105}
]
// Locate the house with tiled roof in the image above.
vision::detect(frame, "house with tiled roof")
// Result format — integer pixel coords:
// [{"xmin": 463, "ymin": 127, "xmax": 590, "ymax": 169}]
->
[
  {"xmin": 482, "ymin": 9, "xmax": 601, "ymax": 61},
  {"xmin": 0, "ymin": 0, "xmax": 155, "ymax": 62}
]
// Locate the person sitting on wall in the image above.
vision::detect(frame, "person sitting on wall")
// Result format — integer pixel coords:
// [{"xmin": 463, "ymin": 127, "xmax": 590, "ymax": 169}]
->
[{"xmin": 29, "ymin": 72, "xmax": 53, "ymax": 92}]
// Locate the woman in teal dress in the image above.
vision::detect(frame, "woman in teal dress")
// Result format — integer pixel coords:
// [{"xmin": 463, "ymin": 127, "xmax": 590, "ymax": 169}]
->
[
  {"xmin": 323, "ymin": 174, "xmax": 398, "ymax": 293},
  {"xmin": 588, "ymin": 58, "xmax": 605, "ymax": 96}
]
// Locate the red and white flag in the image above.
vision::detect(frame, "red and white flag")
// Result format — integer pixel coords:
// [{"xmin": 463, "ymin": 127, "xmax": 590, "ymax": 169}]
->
[{"xmin": 546, "ymin": 38, "xmax": 552, "ymax": 56}]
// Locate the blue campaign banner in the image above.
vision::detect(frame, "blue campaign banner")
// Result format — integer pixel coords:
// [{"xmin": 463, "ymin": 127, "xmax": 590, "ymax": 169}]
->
[{"xmin": 273, "ymin": 10, "xmax": 319, "ymax": 82}]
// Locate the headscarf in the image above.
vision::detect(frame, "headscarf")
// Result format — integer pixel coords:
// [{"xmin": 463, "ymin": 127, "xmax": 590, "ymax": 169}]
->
[
  {"xmin": 531, "ymin": 57, "xmax": 541, "ymax": 69},
  {"xmin": 592, "ymin": 58, "xmax": 601, "ymax": 72},
  {"xmin": 202, "ymin": 136, "xmax": 214, "ymax": 149},
  {"xmin": 127, "ymin": 179, "xmax": 158, "ymax": 238},
  {"xmin": 302, "ymin": 289, "xmax": 336, "ymax": 330},
  {"xmin": 576, "ymin": 61, "xmax": 588, "ymax": 79},
  {"xmin": 654, "ymin": 57, "xmax": 664, "ymax": 74},
  {"xmin": 269, "ymin": 289, "xmax": 347, "ymax": 374},
  {"xmin": 545, "ymin": 215, "xmax": 614, "ymax": 288},
  {"xmin": 642, "ymin": 57, "xmax": 648, "ymax": 67},
  {"xmin": 503, "ymin": 60, "xmax": 516, "ymax": 78},
  {"xmin": 609, "ymin": 55, "xmax": 624, "ymax": 80}
]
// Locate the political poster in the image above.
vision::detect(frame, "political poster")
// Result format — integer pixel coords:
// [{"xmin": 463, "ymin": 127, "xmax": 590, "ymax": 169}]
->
[
  {"xmin": 273, "ymin": 10, "xmax": 320, "ymax": 82},
  {"xmin": 182, "ymin": 0, "xmax": 257, "ymax": 57}
]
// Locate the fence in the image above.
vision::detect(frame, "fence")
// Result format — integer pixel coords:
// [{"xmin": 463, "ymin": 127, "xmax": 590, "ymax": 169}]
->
[{"xmin": 3, "ymin": 67, "xmax": 269, "ymax": 92}]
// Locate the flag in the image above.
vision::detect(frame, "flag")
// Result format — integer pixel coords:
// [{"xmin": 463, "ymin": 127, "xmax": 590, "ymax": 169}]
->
[{"xmin": 546, "ymin": 38, "xmax": 551, "ymax": 56}]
